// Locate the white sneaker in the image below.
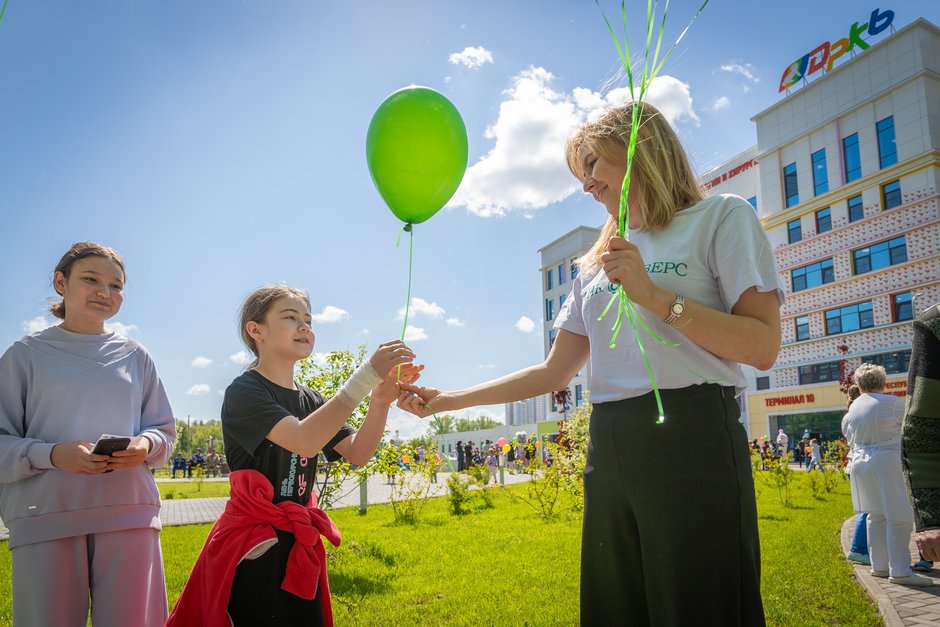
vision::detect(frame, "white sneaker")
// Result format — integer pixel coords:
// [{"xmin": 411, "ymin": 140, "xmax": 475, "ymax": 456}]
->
[
  {"xmin": 871, "ymin": 570, "xmax": 889, "ymax": 578},
  {"xmin": 888, "ymin": 573, "xmax": 934, "ymax": 586}
]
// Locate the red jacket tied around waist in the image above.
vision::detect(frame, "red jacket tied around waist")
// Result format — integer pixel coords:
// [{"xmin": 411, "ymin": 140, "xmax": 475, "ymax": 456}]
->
[{"xmin": 166, "ymin": 469, "xmax": 342, "ymax": 627}]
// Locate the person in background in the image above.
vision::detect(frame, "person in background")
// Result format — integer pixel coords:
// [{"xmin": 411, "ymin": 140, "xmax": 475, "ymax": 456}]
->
[
  {"xmin": 775, "ymin": 428, "xmax": 789, "ymax": 459},
  {"xmin": 843, "ymin": 363, "xmax": 931, "ymax": 586}
]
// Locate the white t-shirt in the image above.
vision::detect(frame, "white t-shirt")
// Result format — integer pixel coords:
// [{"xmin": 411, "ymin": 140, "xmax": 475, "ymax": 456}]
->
[{"xmin": 554, "ymin": 194, "xmax": 784, "ymax": 403}]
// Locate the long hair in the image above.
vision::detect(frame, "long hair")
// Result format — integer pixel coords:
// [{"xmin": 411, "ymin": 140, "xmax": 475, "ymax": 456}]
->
[
  {"xmin": 566, "ymin": 102, "xmax": 705, "ymax": 272},
  {"xmin": 50, "ymin": 242, "xmax": 125, "ymax": 319},
  {"xmin": 238, "ymin": 284, "xmax": 311, "ymax": 368}
]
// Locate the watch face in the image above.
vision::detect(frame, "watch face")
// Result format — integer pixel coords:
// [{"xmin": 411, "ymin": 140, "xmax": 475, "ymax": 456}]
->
[{"xmin": 671, "ymin": 302, "xmax": 684, "ymax": 315}]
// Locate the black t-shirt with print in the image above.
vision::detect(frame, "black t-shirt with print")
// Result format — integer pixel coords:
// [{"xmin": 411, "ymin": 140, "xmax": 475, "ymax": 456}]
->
[
  {"xmin": 221, "ymin": 370, "xmax": 355, "ymax": 626},
  {"xmin": 222, "ymin": 369, "xmax": 354, "ymax": 504}
]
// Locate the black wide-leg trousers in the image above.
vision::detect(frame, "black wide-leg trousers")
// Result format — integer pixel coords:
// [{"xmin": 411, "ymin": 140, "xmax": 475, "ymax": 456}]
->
[{"xmin": 580, "ymin": 384, "xmax": 765, "ymax": 627}]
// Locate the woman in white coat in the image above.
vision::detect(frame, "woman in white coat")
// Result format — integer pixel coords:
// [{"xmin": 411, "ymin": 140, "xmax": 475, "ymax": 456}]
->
[{"xmin": 842, "ymin": 363, "xmax": 931, "ymax": 586}]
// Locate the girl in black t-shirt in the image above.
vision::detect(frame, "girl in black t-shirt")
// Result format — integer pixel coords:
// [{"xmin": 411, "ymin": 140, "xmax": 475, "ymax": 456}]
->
[{"xmin": 170, "ymin": 285, "xmax": 420, "ymax": 627}]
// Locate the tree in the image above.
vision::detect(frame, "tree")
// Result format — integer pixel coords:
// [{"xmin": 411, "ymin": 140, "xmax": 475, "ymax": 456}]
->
[
  {"xmin": 455, "ymin": 415, "xmax": 502, "ymax": 432},
  {"xmin": 294, "ymin": 346, "xmax": 381, "ymax": 508},
  {"xmin": 428, "ymin": 414, "xmax": 455, "ymax": 435}
]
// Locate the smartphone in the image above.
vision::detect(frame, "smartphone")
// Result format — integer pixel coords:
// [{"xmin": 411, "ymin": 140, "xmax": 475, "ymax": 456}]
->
[{"xmin": 92, "ymin": 435, "xmax": 131, "ymax": 456}]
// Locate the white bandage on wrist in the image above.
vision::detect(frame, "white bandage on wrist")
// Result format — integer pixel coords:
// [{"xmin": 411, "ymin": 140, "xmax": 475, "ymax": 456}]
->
[{"xmin": 336, "ymin": 362, "xmax": 383, "ymax": 407}]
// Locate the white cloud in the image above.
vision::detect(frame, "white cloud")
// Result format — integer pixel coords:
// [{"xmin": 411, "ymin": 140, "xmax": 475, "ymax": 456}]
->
[
  {"xmin": 105, "ymin": 321, "xmax": 137, "ymax": 336},
  {"xmin": 355, "ymin": 328, "xmax": 370, "ymax": 337},
  {"xmin": 230, "ymin": 351, "xmax": 252, "ymax": 366},
  {"xmin": 311, "ymin": 305, "xmax": 349, "ymax": 324},
  {"xmin": 310, "ymin": 352, "xmax": 330, "ymax": 367},
  {"xmin": 478, "ymin": 364, "xmax": 497, "ymax": 369},
  {"xmin": 446, "ymin": 317, "xmax": 465, "ymax": 327},
  {"xmin": 515, "ymin": 316, "xmax": 535, "ymax": 333},
  {"xmin": 22, "ymin": 316, "xmax": 54, "ymax": 333},
  {"xmin": 448, "ymin": 46, "xmax": 494, "ymax": 69},
  {"xmin": 711, "ymin": 96, "xmax": 730, "ymax": 112},
  {"xmin": 397, "ymin": 297, "xmax": 445, "ymax": 320},
  {"xmin": 403, "ymin": 325, "xmax": 428, "ymax": 341},
  {"xmin": 720, "ymin": 63, "xmax": 759, "ymax": 82},
  {"xmin": 187, "ymin": 384, "xmax": 210, "ymax": 396},
  {"xmin": 217, "ymin": 390, "xmax": 225, "ymax": 396},
  {"xmin": 191, "ymin": 356, "xmax": 213, "ymax": 368},
  {"xmin": 448, "ymin": 67, "xmax": 698, "ymax": 217}
]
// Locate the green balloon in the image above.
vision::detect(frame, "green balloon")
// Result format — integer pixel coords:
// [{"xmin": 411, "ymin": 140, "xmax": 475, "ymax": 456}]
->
[{"xmin": 366, "ymin": 86, "xmax": 469, "ymax": 224}]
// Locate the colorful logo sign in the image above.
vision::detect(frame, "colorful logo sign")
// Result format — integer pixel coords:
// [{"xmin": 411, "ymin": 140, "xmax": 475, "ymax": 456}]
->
[{"xmin": 778, "ymin": 8, "xmax": 895, "ymax": 93}]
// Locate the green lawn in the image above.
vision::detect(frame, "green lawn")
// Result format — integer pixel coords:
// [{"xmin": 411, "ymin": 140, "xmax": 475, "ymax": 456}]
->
[
  {"xmin": 0, "ymin": 473, "xmax": 878, "ymax": 626},
  {"xmin": 158, "ymin": 480, "xmax": 230, "ymax": 500}
]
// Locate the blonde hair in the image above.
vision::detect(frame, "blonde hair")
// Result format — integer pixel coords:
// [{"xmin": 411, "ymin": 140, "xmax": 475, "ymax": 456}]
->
[
  {"xmin": 51, "ymin": 242, "xmax": 126, "ymax": 320},
  {"xmin": 238, "ymin": 285, "xmax": 311, "ymax": 368},
  {"xmin": 853, "ymin": 363, "xmax": 887, "ymax": 393},
  {"xmin": 566, "ymin": 102, "xmax": 705, "ymax": 271}
]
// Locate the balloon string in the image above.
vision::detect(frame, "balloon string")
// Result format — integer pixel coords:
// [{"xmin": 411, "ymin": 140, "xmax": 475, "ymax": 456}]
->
[{"xmin": 397, "ymin": 224, "xmax": 414, "ymax": 382}]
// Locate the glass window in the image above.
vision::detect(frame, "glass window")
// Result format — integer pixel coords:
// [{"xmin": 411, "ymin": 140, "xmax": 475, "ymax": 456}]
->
[
  {"xmin": 882, "ymin": 179, "xmax": 902, "ymax": 210},
  {"xmin": 570, "ymin": 259, "xmax": 579, "ymax": 281},
  {"xmin": 747, "ymin": 196, "xmax": 758, "ymax": 211},
  {"xmin": 892, "ymin": 292, "xmax": 913, "ymax": 322},
  {"xmin": 548, "ymin": 328, "xmax": 557, "ymax": 347},
  {"xmin": 558, "ymin": 263, "xmax": 565, "ymax": 285},
  {"xmin": 787, "ymin": 219, "xmax": 802, "ymax": 244},
  {"xmin": 783, "ymin": 162, "xmax": 799, "ymax": 208},
  {"xmin": 545, "ymin": 268, "xmax": 553, "ymax": 290},
  {"xmin": 876, "ymin": 116, "xmax": 897, "ymax": 169},
  {"xmin": 848, "ymin": 194, "xmax": 864, "ymax": 222},
  {"xmin": 825, "ymin": 301, "xmax": 874, "ymax": 335},
  {"xmin": 756, "ymin": 376, "xmax": 770, "ymax": 391},
  {"xmin": 791, "ymin": 259, "xmax": 835, "ymax": 292},
  {"xmin": 795, "ymin": 316, "xmax": 810, "ymax": 341},
  {"xmin": 812, "ymin": 149, "xmax": 829, "ymax": 196},
  {"xmin": 545, "ymin": 299, "xmax": 555, "ymax": 321},
  {"xmin": 852, "ymin": 236, "xmax": 907, "ymax": 274},
  {"xmin": 559, "ymin": 293, "xmax": 566, "ymax": 308},
  {"xmin": 843, "ymin": 133, "xmax": 861, "ymax": 182},
  {"xmin": 861, "ymin": 350, "xmax": 911, "ymax": 375},
  {"xmin": 799, "ymin": 361, "xmax": 842, "ymax": 384},
  {"xmin": 575, "ymin": 384, "xmax": 583, "ymax": 407},
  {"xmin": 815, "ymin": 207, "xmax": 831, "ymax": 234}
]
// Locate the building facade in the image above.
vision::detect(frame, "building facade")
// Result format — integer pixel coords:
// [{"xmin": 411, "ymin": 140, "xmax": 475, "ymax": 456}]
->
[
  {"xmin": 505, "ymin": 395, "xmax": 548, "ymax": 426},
  {"xmin": 725, "ymin": 18, "xmax": 939, "ymax": 441},
  {"xmin": 537, "ymin": 225, "xmax": 601, "ymax": 416}
]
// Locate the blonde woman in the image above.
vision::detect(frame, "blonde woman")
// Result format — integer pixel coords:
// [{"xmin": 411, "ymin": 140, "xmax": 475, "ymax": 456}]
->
[{"xmin": 400, "ymin": 102, "xmax": 782, "ymax": 625}]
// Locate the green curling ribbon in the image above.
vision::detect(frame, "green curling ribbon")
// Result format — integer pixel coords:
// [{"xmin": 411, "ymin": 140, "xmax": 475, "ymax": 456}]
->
[
  {"xmin": 395, "ymin": 223, "xmax": 415, "ymax": 382},
  {"xmin": 596, "ymin": 0, "xmax": 710, "ymax": 422}
]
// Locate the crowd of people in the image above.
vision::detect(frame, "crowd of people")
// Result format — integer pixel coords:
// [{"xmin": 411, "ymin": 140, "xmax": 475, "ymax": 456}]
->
[{"xmin": 170, "ymin": 448, "xmax": 227, "ymax": 478}]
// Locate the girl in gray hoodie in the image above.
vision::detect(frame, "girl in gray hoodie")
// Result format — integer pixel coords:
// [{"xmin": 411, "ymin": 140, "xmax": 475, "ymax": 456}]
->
[{"xmin": 0, "ymin": 242, "xmax": 176, "ymax": 626}]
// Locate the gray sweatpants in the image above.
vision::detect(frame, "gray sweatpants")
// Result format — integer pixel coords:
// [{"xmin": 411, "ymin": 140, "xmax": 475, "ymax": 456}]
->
[{"xmin": 11, "ymin": 527, "xmax": 168, "ymax": 627}]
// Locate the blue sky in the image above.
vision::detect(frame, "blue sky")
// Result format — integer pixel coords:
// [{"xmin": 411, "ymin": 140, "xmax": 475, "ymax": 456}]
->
[{"xmin": 1, "ymin": 1, "xmax": 937, "ymax": 439}]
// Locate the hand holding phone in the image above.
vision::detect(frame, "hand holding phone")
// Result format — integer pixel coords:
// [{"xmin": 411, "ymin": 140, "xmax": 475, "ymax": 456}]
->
[{"xmin": 92, "ymin": 434, "xmax": 132, "ymax": 456}]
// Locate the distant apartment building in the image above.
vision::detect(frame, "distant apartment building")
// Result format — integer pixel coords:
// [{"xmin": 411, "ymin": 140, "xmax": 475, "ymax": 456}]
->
[{"xmin": 505, "ymin": 395, "xmax": 548, "ymax": 426}]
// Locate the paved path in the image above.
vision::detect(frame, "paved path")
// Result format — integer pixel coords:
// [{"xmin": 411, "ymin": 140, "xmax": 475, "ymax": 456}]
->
[
  {"xmin": 841, "ymin": 515, "xmax": 940, "ymax": 626},
  {"xmin": 0, "ymin": 472, "xmax": 532, "ymax": 540}
]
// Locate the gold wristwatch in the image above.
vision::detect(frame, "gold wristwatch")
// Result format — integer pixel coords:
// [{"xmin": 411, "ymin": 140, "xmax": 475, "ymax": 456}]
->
[{"xmin": 664, "ymin": 293, "xmax": 686, "ymax": 325}]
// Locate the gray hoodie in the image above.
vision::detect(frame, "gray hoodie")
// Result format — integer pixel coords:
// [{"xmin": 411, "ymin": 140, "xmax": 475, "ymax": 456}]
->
[{"xmin": 0, "ymin": 326, "xmax": 175, "ymax": 548}]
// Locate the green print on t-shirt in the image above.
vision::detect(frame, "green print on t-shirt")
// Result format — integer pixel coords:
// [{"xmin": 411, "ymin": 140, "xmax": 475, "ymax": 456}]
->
[{"xmin": 645, "ymin": 261, "xmax": 687, "ymax": 276}]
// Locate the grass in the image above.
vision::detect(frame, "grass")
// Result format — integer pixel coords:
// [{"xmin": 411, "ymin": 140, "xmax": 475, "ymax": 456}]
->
[
  {"xmin": 158, "ymin": 480, "xmax": 230, "ymax": 500},
  {"xmin": 0, "ymin": 472, "xmax": 879, "ymax": 626}
]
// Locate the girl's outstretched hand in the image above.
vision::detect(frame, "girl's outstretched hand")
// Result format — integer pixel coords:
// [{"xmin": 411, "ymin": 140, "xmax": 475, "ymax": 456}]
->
[
  {"xmin": 397, "ymin": 382, "xmax": 443, "ymax": 418},
  {"xmin": 372, "ymin": 363, "xmax": 424, "ymax": 405},
  {"xmin": 369, "ymin": 340, "xmax": 416, "ymax": 376}
]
